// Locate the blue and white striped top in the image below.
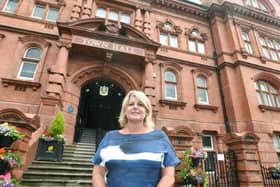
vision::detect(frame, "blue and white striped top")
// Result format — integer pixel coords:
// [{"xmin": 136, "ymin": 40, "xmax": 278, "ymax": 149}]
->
[{"xmin": 92, "ymin": 129, "xmax": 180, "ymax": 187}]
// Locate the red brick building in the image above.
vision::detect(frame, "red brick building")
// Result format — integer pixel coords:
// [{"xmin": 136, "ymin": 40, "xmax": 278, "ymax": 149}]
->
[{"xmin": 0, "ymin": 0, "xmax": 280, "ymax": 186}]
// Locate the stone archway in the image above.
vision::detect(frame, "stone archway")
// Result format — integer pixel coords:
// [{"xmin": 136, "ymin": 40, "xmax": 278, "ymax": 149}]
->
[{"xmin": 69, "ymin": 64, "xmax": 139, "ymax": 144}]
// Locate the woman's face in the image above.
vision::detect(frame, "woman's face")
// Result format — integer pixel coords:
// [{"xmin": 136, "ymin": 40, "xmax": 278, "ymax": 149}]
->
[{"xmin": 125, "ymin": 96, "xmax": 147, "ymax": 123}]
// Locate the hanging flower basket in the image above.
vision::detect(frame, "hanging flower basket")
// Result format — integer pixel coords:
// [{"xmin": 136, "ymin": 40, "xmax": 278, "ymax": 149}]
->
[
  {"xmin": 0, "ymin": 135, "xmax": 14, "ymax": 148},
  {"xmin": 0, "ymin": 159, "xmax": 11, "ymax": 175}
]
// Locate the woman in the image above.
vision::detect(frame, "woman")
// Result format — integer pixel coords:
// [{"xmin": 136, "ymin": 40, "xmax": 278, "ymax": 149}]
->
[{"xmin": 92, "ymin": 90, "xmax": 180, "ymax": 187}]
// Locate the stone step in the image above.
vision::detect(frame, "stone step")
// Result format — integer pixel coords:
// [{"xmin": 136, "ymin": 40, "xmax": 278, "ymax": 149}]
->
[
  {"xmin": 20, "ymin": 179, "xmax": 91, "ymax": 187},
  {"xmin": 25, "ymin": 165, "xmax": 92, "ymax": 173},
  {"xmin": 23, "ymin": 171, "xmax": 92, "ymax": 180},
  {"xmin": 30, "ymin": 160, "xmax": 93, "ymax": 167}
]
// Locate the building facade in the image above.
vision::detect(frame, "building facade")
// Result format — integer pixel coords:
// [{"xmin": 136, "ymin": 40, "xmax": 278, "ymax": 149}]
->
[{"xmin": 0, "ymin": 0, "xmax": 280, "ymax": 185}]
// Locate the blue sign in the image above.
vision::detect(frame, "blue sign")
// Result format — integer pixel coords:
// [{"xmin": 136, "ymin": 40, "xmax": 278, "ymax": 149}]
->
[{"xmin": 67, "ymin": 105, "xmax": 74, "ymax": 113}]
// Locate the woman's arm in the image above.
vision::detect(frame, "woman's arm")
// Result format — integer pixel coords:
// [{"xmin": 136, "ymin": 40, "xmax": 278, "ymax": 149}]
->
[
  {"xmin": 157, "ymin": 166, "xmax": 176, "ymax": 187},
  {"xmin": 92, "ymin": 165, "xmax": 107, "ymax": 187}
]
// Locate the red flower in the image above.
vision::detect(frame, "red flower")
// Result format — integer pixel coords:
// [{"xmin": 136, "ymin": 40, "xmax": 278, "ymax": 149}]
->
[{"xmin": 43, "ymin": 130, "xmax": 49, "ymax": 137}]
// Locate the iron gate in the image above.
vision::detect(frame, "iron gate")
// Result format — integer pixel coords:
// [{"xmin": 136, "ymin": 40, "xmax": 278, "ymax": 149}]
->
[{"xmin": 204, "ymin": 150, "xmax": 239, "ymax": 187}]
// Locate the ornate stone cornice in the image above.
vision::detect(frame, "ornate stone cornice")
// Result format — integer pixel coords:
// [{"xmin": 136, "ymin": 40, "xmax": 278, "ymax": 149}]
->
[
  {"xmin": 151, "ymin": 0, "xmax": 208, "ymax": 19},
  {"xmin": 208, "ymin": 2, "xmax": 280, "ymax": 29}
]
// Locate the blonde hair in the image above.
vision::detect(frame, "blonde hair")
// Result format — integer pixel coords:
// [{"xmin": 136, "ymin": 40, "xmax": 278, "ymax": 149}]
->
[{"xmin": 118, "ymin": 90, "xmax": 154, "ymax": 128}]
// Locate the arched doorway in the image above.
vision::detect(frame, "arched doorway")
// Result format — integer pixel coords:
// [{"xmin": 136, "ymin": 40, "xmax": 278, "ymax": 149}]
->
[{"xmin": 74, "ymin": 80, "xmax": 125, "ymax": 145}]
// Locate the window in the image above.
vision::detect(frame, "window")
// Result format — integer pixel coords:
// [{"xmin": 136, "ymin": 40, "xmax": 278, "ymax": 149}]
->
[
  {"xmin": 246, "ymin": 0, "xmax": 267, "ymax": 11},
  {"xmin": 17, "ymin": 47, "xmax": 41, "ymax": 80},
  {"xmin": 255, "ymin": 80, "xmax": 280, "ymax": 108},
  {"xmin": 31, "ymin": 4, "xmax": 59, "ymax": 22},
  {"xmin": 273, "ymin": 134, "xmax": 280, "ymax": 162},
  {"xmin": 260, "ymin": 37, "xmax": 280, "ymax": 61},
  {"xmin": 196, "ymin": 76, "xmax": 208, "ymax": 104},
  {"xmin": 164, "ymin": 71, "xmax": 177, "ymax": 99},
  {"xmin": 187, "ymin": 29, "xmax": 206, "ymax": 54},
  {"xmin": 202, "ymin": 134, "xmax": 214, "ymax": 151},
  {"xmin": 242, "ymin": 32, "xmax": 253, "ymax": 54},
  {"xmin": 158, "ymin": 21, "xmax": 180, "ymax": 48},
  {"xmin": 95, "ymin": 7, "xmax": 131, "ymax": 24},
  {"xmin": 3, "ymin": 0, "xmax": 19, "ymax": 13}
]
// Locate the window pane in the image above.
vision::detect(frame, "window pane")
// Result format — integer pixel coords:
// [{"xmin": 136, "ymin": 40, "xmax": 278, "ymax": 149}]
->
[
  {"xmin": 164, "ymin": 22, "xmax": 172, "ymax": 29},
  {"xmin": 191, "ymin": 29, "xmax": 199, "ymax": 36},
  {"xmin": 275, "ymin": 42, "xmax": 280, "ymax": 50},
  {"xmin": 264, "ymin": 93, "xmax": 272, "ymax": 106},
  {"xmin": 260, "ymin": 81, "xmax": 268, "ymax": 91},
  {"xmin": 32, "ymin": 5, "xmax": 45, "ymax": 19},
  {"xmin": 120, "ymin": 13, "xmax": 130, "ymax": 24},
  {"xmin": 256, "ymin": 92, "xmax": 263, "ymax": 104},
  {"xmin": 270, "ymin": 85, "xmax": 277, "ymax": 94},
  {"xmin": 165, "ymin": 71, "xmax": 176, "ymax": 82},
  {"xmin": 271, "ymin": 51, "xmax": 278, "ymax": 61},
  {"xmin": 267, "ymin": 40, "xmax": 274, "ymax": 48},
  {"xmin": 273, "ymin": 135, "xmax": 280, "ymax": 150},
  {"xmin": 260, "ymin": 37, "xmax": 266, "ymax": 46},
  {"xmin": 197, "ymin": 89, "xmax": 208, "ymax": 103},
  {"xmin": 196, "ymin": 76, "xmax": 206, "ymax": 87},
  {"xmin": 242, "ymin": 32, "xmax": 249, "ymax": 41},
  {"xmin": 245, "ymin": 43, "xmax": 253, "ymax": 54},
  {"xmin": 19, "ymin": 62, "xmax": 37, "ymax": 79},
  {"xmin": 96, "ymin": 8, "xmax": 106, "ymax": 18},
  {"xmin": 254, "ymin": 82, "xmax": 260, "ymax": 90},
  {"xmin": 262, "ymin": 48, "xmax": 270, "ymax": 58},
  {"xmin": 4, "ymin": 0, "xmax": 18, "ymax": 13},
  {"xmin": 46, "ymin": 7, "xmax": 59, "ymax": 22},
  {"xmin": 202, "ymin": 135, "xmax": 213, "ymax": 149},
  {"xmin": 198, "ymin": 42, "xmax": 205, "ymax": 54},
  {"xmin": 25, "ymin": 48, "xmax": 41, "ymax": 60},
  {"xmin": 165, "ymin": 84, "xmax": 177, "ymax": 99},
  {"xmin": 170, "ymin": 35, "xmax": 178, "ymax": 48},
  {"xmin": 160, "ymin": 32, "xmax": 168, "ymax": 46},
  {"xmin": 272, "ymin": 95, "xmax": 280, "ymax": 108},
  {"xmin": 188, "ymin": 40, "xmax": 196, "ymax": 52},
  {"xmin": 108, "ymin": 10, "xmax": 118, "ymax": 21}
]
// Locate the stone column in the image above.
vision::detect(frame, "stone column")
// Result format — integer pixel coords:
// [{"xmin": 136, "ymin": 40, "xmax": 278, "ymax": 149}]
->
[
  {"xmin": 143, "ymin": 56, "xmax": 155, "ymax": 107},
  {"xmin": 40, "ymin": 41, "xmax": 71, "ymax": 125},
  {"xmin": 134, "ymin": 8, "xmax": 143, "ymax": 31},
  {"xmin": 143, "ymin": 9, "xmax": 151, "ymax": 37},
  {"xmin": 224, "ymin": 132, "xmax": 263, "ymax": 187}
]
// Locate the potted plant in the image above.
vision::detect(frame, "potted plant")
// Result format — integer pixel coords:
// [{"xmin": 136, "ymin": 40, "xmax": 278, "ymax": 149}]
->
[
  {"xmin": 0, "ymin": 122, "xmax": 24, "ymax": 148},
  {"xmin": 177, "ymin": 148, "xmax": 208, "ymax": 187},
  {"xmin": 0, "ymin": 148, "xmax": 23, "ymax": 186},
  {"xmin": 269, "ymin": 165, "xmax": 280, "ymax": 179},
  {"xmin": 36, "ymin": 112, "xmax": 65, "ymax": 162}
]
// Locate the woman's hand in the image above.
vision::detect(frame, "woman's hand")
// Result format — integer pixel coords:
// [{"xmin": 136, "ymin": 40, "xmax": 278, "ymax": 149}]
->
[
  {"xmin": 157, "ymin": 166, "xmax": 176, "ymax": 187},
  {"xmin": 92, "ymin": 165, "xmax": 107, "ymax": 187}
]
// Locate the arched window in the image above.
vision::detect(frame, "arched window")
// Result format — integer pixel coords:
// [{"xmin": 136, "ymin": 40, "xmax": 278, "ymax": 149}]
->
[
  {"xmin": 164, "ymin": 71, "xmax": 177, "ymax": 99},
  {"xmin": 17, "ymin": 47, "xmax": 41, "ymax": 80},
  {"xmin": 255, "ymin": 80, "xmax": 280, "ymax": 108},
  {"xmin": 196, "ymin": 76, "xmax": 208, "ymax": 104}
]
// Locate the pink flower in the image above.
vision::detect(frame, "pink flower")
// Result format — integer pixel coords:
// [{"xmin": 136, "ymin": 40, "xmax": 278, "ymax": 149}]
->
[{"xmin": 0, "ymin": 171, "xmax": 11, "ymax": 182}]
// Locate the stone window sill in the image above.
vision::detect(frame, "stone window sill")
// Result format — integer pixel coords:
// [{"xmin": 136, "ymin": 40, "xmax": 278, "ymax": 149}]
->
[
  {"xmin": 194, "ymin": 103, "xmax": 218, "ymax": 112},
  {"xmin": 258, "ymin": 105, "xmax": 280, "ymax": 112},
  {"xmin": 159, "ymin": 99, "xmax": 187, "ymax": 110},
  {"xmin": 1, "ymin": 78, "xmax": 41, "ymax": 91}
]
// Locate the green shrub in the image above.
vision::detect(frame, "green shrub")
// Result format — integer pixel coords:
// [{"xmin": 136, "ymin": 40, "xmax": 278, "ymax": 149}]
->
[{"xmin": 49, "ymin": 112, "xmax": 65, "ymax": 138}]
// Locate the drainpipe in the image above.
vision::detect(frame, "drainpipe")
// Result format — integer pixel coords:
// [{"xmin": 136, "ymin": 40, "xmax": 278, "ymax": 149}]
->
[{"xmin": 213, "ymin": 51, "xmax": 231, "ymax": 133}]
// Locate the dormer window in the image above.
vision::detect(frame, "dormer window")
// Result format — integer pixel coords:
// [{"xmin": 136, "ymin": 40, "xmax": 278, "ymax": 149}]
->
[
  {"xmin": 186, "ymin": 28, "xmax": 207, "ymax": 54},
  {"xmin": 158, "ymin": 20, "xmax": 182, "ymax": 48},
  {"xmin": 246, "ymin": 0, "xmax": 267, "ymax": 11},
  {"xmin": 95, "ymin": 7, "xmax": 131, "ymax": 24}
]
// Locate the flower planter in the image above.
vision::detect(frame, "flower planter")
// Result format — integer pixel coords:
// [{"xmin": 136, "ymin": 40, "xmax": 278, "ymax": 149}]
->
[
  {"xmin": 0, "ymin": 159, "xmax": 11, "ymax": 175},
  {"xmin": 0, "ymin": 135, "xmax": 14, "ymax": 148},
  {"xmin": 191, "ymin": 157, "xmax": 201, "ymax": 167},
  {"xmin": 35, "ymin": 139, "xmax": 64, "ymax": 162}
]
